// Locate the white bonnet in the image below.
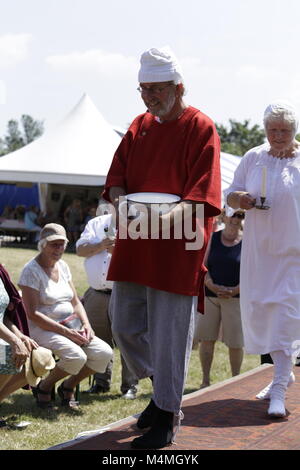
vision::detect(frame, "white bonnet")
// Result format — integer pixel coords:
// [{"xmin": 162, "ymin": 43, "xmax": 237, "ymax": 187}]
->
[{"xmin": 138, "ymin": 46, "xmax": 184, "ymax": 84}]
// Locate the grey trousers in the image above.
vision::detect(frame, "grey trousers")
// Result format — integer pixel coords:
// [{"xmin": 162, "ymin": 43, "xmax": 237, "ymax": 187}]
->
[
  {"xmin": 109, "ymin": 281, "xmax": 195, "ymax": 413},
  {"xmin": 83, "ymin": 287, "xmax": 138, "ymax": 393}
]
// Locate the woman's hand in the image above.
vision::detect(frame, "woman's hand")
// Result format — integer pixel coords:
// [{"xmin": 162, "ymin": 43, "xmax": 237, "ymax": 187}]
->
[
  {"xmin": 227, "ymin": 191, "xmax": 256, "ymax": 210},
  {"xmin": 214, "ymin": 285, "xmax": 233, "ymax": 298},
  {"xmin": 205, "ymin": 274, "xmax": 239, "ymax": 298},
  {"xmin": 216, "ymin": 285, "xmax": 239, "ymax": 298},
  {"xmin": 79, "ymin": 323, "xmax": 95, "ymax": 343},
  {"xmin": 207, "ymin": 281, "xmax": 232, "ymax": 298},
  {"xmin": 64, "ymin": 328, "xmax": 90, "ymax": 346},
  {"xmin": 239, "ymin": 193, "xmax": 256, "ymax": 210},
  {"xmin": 19, "ymin": 334, "xmax": 39, "ymax": 352},
  {"xmin": 11, "ymin": 339, "xmax": 30, "ymax": 369}
]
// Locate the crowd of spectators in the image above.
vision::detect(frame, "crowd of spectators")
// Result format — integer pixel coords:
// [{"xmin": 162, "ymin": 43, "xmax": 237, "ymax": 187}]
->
[{"xmin": 0, "ymin": 198, "xmax": 98, "ymax": 246}]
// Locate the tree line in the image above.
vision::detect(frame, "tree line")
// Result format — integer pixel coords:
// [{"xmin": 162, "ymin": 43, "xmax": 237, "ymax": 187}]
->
[
  {"xmin": 0, "ymin": 115, "xmax": 44, "ymax": 156},
  {"xmin": 0, "ymin": 115, "xmax": 299, "ymax": 157}
]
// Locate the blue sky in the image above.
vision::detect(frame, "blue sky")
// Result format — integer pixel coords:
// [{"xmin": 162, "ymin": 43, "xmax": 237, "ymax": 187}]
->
[{"xmin": 0, "ymin": 0, "xmax": 299, "ymax": 135}]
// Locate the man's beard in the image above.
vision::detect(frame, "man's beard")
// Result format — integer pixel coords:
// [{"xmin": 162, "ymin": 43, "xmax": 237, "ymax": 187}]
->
[{"xmin": 147, "ymin": 92, "xmax": 176, "ymax": 118}]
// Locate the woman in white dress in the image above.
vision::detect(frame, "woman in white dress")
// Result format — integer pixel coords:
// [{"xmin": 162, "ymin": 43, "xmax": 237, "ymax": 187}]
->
[{"xmin": 226, "ymin": 101, "xmax": 300, "ymax": 418}]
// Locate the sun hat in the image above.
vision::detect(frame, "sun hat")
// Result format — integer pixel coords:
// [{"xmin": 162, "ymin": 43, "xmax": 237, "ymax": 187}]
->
[
  {"xmin": 24, "ymin": 347, "xmax": 56, "ymax": 387},
  {"xmin": 138, "ymin": 46, "xmax": 184, "ymax": 84},
  {"xmin": 39, "ymin": 223, "xmax": 69, "ymax": 243}
]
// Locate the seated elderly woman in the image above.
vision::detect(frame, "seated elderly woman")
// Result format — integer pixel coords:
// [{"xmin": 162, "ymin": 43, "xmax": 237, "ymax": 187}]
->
[
  {"xmin": 18, "ymin": 223, "xmax": 113, "ymax": 408},
  {"xmin": 0, "ymin": 264, "xmax": 38, "ymax": 403}
]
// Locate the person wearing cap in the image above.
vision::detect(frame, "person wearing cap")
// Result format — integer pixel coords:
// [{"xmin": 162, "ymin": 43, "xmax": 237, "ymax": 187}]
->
[
  {"xmin": 0, "ymin": 263, "xmax": 39, "ymax": 402},
  {"xmin": 18, "ymin": 223, "xmax": 113, "ymax": 408},
  {"xmin": 76, "ymin": 211, "xmax": 139, "ymax": 399},
  {"xmin": 102, "ymin": 46, "xmax": 221, "ymax": 449},
  {"xmin": 226, "ymin": 101, "xmax": 300, "ymax": 418}
]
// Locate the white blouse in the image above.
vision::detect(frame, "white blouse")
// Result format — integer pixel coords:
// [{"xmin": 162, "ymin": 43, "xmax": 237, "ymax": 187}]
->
[
  {"xmin": 225, "ymin": 144, "xmax": 300, "ymax": 356},
  {"xmin": 19, "ymin": 258, "xmax": 74, "ymax": 325}
]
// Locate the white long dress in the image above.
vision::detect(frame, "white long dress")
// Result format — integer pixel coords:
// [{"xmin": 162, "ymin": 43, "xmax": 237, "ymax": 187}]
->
[{"xmin": 225, "ymin": 143, "xmax": 300, "ymax": 356}]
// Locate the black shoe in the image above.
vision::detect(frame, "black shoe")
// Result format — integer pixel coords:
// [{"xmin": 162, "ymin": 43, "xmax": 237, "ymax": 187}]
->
[
  {"xmin": 131, "ymin": 408, "xmax": 174, "ymax": 449},
  {"xmin": 136, "ymin": 399, "xmax": 158, "ymax": 429},
  {"xmin": 84, "ymin": 384, "xmax": 110, "ymax": 394}
]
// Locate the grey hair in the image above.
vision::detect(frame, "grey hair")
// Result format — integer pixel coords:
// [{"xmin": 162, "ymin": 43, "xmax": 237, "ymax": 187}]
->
[
  {"xmin": 37, "ymin": 239, "xmax": 47, "ymax": 252},
  {"xmin": 172, "ymin": 79, "xmax": 187, "ymax": 96},
  {"xmin": 263, "ymin": 101, "xmax": 299, "ymax": 135}
]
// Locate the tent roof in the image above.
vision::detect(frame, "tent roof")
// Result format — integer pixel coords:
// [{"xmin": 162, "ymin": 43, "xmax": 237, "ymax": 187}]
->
[
  {"xmin": 220, "ymin": 151, "xmax": 241, "ymax": 193},
  {"xmin": 0, "ymin": 94, "xmax": 121, "ymax": 186}
]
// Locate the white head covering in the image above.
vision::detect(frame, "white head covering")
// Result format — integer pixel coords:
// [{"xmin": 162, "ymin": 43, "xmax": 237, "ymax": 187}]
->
[
  {"xmin": 263, "ymin": 100, "xmax": 299, "ymax": 133},
  {"xmin": 138, "ymin": 46, "xmax": 184, "ymax": 84}
]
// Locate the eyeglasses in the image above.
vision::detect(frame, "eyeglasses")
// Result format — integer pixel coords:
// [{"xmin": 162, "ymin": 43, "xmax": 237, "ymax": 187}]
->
[
  {"xmin": 231, "ymin": 213, "xmax": 245, "ymax": 220},
  {"xmin": 137, "ymin": 83, "xmax": 174, "ymax": 95}
]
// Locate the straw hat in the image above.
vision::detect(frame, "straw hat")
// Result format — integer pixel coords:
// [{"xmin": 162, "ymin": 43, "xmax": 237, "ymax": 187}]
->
[{"xmin": 25, "ymin": 347, "xmax": 56, "ymax": 387}]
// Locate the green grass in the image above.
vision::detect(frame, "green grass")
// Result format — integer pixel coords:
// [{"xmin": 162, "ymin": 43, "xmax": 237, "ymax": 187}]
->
[{"xmin": 0, "ymin": 246, "xmax": 260, "ymax": 450}]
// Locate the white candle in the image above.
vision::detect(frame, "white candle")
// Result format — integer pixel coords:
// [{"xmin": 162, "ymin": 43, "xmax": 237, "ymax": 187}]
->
[{"xmin": 261, "ymin": 166, "xmax": 267, "ymax": 198}]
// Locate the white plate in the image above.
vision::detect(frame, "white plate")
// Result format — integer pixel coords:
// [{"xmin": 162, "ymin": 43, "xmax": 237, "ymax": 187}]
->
[{"xmin": 126, "ymin": 192, "xmax": 180, "ymax": 204}]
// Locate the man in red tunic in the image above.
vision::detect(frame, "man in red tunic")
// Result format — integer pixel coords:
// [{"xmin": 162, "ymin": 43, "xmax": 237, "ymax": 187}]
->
[{"xmin": 103, "ymin": 46, "xmax": 221, "ymax": 449}]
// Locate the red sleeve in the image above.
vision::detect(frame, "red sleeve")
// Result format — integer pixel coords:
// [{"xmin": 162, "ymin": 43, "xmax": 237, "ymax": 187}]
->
[
  {"xmin": 102, "ymin": 115, "xmax": 143, "ymax": 201},
  {"xmin": 182, "ymin": 114, "xmax": 221, "ymax": 217}
]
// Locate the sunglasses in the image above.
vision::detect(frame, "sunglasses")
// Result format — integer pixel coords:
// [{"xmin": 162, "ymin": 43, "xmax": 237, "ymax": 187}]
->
[{"xmin": 231, "ymin": 213, "xmax": 245, "ymax": 220}]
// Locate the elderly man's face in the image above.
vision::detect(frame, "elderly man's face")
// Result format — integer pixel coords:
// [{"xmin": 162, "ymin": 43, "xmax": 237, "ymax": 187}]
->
[{"xmin": 139, "ymin": 81, "xmax": 177, "ymax": 118}]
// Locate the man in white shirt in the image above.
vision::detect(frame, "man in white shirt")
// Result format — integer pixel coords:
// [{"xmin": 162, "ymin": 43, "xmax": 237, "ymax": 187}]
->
[{"xmin": 76, "ymin": 213, "xmax": 138, "ymax": 398}]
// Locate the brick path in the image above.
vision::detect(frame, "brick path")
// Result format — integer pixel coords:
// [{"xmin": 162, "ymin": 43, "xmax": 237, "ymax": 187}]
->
[{"xmin": 48, "ymin": 364, "xmax": 300, "ymax": 451}]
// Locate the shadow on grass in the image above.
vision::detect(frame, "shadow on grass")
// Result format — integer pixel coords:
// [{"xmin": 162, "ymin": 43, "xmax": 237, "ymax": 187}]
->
[
  {"xmin": 0, "ymin": 392, "xmax": 85, "ymax": 421},
  {"xmin": 0, "ymin": 389, "xmax": 154, "ymax": 423}
]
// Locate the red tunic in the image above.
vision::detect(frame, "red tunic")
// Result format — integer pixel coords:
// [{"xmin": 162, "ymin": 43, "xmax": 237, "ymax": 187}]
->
[{"xmin": 103, "ymin": 106, "xmax": 221, "ymax": 304}]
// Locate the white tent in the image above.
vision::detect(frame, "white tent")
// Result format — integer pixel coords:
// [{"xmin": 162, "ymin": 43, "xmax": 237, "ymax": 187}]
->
[
  {"xmin": 220, "ymin": 151, "xmax": 241, "ymax": 196},
  {"xmin": 0, "ymin": 93, "xmax": 121, "ymax": 186}
]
